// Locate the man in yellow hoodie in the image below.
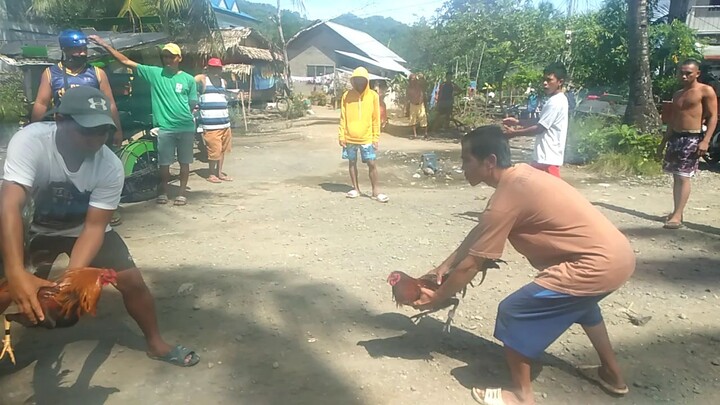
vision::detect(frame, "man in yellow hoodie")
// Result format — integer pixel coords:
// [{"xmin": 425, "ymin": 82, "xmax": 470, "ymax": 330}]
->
[{"xmin": 339, "ymin": 67, "xmax": 389, "ymax": 202}]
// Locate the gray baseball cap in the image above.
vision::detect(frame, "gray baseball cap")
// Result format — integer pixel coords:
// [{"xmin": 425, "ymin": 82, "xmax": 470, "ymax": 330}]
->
[{"xmin": 47, "ymin": 86, "xmax": 116, "ymax": 129}]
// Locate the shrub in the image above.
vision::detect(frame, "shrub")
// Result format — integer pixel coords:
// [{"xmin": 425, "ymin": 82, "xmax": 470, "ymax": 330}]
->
[
  {"xmin": 566, "ymin": 116, "xmax": 662, "ymax": 176},
  {"xmin": 286, "ymin": 94, "xmax": 308, "ymax": 119},
  {"xmin": 0, "ymin": 73, "xmax": 28, "ymax": 124},
  {"xmin": 309, "ymin": 91, "xmax": 327, "ymax": 106}
]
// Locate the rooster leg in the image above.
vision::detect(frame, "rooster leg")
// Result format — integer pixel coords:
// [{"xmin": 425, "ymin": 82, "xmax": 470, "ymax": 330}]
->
[
  {"xmin": 409, "ymin": 308, "xmax": 442, "ymax": 324},
  {"xmin": 0, "ymin": 317, "xmax": 15, "ymax": 365},
  {"xmin": 443, "ymin": 298, "xmax": 461, "ymax": 334}
]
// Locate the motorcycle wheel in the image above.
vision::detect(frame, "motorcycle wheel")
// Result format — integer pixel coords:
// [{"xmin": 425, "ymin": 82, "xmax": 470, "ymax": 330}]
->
[
  {"xmin": 117, "ymin": 139, "xmax": 160, "ymax": 203},
  {"xmin": 276, "ymin": 97, "xmax": 290, "ymax": 113}
]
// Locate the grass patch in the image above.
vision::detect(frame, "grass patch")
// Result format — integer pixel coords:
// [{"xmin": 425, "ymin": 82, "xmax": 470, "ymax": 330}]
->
[
  {"xmin": 566, "ymin": 116, "xmax": 663, "ymax": 176},
  {"xmin": 588, "ymin": 152, "xmax": 662, "ymax": 177}
]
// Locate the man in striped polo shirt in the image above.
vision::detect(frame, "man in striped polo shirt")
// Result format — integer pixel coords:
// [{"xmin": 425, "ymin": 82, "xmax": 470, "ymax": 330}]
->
[{"xmin": 195, "ymin": 58, "xmax": 233, "ymax": 183}]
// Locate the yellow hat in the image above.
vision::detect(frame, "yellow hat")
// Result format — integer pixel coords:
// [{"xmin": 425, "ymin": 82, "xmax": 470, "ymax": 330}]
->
[{"xmin": 162, "ymin": 43, "xmax": 182, "ymax": 57}]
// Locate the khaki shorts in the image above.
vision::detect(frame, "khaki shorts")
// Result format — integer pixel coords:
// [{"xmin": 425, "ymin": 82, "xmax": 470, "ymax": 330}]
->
[
  {"xmin": 409, "ymin": 103, "xmax": 428, "ymax": 127},
  {"xmin": 203, "ymin": 127, "xmax": 232, "ymax": 161}
]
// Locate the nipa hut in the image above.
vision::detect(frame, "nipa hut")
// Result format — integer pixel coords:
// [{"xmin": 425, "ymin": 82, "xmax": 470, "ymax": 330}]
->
[{"xmin": 194, "ymin": 28, "xmax": 283, "ymax": 104}]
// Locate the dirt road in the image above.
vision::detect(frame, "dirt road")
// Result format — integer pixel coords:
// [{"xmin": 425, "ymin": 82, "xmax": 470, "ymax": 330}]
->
[{"xmin": 1, "ymin": 109, "xmax": 719, "ymax": 405}]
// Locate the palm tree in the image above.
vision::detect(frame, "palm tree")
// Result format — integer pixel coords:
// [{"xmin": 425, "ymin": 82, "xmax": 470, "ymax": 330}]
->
[
  {"xmin": 28, "ymin": 0, "xmax": 217, "ymax": 38},
  {"xmin": 276, "ymin": 0, "xmax": 305, "ymax": 93},
  {"xmin": 624, "ymin": 0, "xmax": 661, "ymax": 133}
]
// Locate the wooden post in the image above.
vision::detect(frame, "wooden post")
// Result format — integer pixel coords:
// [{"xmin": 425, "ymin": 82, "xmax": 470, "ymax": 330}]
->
[
  {"xmin": 239, "ymin": 89, "xmax": 248, "ymax": 132},
  {"xmin": 248, "ymin": 67, "xmax": 253, "ymax": 113}
]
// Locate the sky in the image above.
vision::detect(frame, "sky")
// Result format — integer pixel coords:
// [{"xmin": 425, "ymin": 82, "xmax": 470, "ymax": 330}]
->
[{"xmin": 249, "ymin": 0, "xmax": 603, "ymax": 25}]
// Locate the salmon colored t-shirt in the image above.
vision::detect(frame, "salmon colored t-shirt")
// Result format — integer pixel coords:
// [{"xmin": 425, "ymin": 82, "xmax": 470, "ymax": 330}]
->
[{"xmin": 467, "ymin": 164, "xmax": 636, "ymax": 296}]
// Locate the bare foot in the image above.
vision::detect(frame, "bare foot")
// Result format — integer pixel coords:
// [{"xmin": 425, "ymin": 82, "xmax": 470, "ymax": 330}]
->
[{"xmin": 471, "ymin": 387, "xmax": 535, "ymax": 405}]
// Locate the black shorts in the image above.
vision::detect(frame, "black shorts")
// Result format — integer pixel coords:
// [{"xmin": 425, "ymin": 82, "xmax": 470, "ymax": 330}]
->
[{"xmin": 27, "ymin": 230, "xmax": 136, "ymax": 277}]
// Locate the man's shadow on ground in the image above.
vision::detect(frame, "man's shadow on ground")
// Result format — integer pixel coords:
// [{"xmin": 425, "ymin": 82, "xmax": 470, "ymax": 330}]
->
[
  {"xmin": 357, "ymin": 313, "xmax": 578, "ymax": 390},
  {"xmin": 319, "ymin": 182, "xmax": 353, "ymax": 194},
  {"xmin": 592, "ymin": 201, "xmax": 720, "ymax": 236}
]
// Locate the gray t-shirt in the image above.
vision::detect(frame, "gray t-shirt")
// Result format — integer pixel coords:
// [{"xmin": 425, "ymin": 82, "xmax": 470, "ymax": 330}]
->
[{"xmin": 2, "ymin": 122, "xmax": 124, "ymax": 237}]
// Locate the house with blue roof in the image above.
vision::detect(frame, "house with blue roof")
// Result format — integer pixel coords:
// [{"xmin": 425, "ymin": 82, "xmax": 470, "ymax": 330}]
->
[{"xmin": 211, "ymin": 0, "xmax": 261, "ymax": 28}]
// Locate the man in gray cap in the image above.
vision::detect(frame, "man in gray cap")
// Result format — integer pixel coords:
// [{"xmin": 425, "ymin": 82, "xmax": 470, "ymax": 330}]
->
[{"xmin": 0, "ymin": 87, "xmax": 199, "ymax": 367}]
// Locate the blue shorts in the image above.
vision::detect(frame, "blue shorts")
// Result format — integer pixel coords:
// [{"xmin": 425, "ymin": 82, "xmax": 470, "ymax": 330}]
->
[
  {"xmin": 342, "ymin": 144, "xmax": 376, "ymax": 163},
  {"xmin": 494, "ymin": 282, "xmax": 609, "ymax": 359},
  {"xmin": 157, "ymin": 130, "xmax": 195, "ymax": 166}
]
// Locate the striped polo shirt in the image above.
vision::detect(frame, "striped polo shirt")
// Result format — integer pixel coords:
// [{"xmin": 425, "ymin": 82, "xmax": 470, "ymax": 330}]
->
[{"xmin": 199, "ymin": 75, "xmax": 231, "ymax": 130}]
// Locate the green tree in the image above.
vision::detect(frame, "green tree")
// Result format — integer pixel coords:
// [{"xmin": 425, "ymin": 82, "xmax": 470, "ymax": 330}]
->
[
  {"xmin": 569, "ymin": 0, "xmax": 629, "ymax": 91},
  {"xmin": 26, "ymin": 0, "xmax": 218, "ymax": 39},
  {"xmin": 425, "ymin": 0, "xmax": 564, "ymax": 96}
]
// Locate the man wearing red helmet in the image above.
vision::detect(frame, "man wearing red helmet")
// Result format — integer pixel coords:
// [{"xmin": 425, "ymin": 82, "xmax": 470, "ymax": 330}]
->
[{"xmin": 195, "ymin": 58, "xmax": 233, "ymax": 183}]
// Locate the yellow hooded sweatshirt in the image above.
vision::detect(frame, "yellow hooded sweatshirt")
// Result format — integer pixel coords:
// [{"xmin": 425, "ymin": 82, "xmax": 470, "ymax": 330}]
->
[{"xmin": 339, "ymin": 67, "xmax": 380, "ymax": 145}]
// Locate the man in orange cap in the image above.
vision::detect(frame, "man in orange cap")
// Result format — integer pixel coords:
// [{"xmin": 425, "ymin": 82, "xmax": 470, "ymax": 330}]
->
[
  {"xmin": 195, "ymin": 58, "xmax": 233, "ymax": 183},
  {"xmin": 90, "ymin": 38, "xmax": 198, "ymax": 206}
]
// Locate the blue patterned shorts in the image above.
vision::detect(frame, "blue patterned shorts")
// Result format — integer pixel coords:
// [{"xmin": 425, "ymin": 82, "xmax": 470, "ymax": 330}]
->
[
  {"xmin": 663, "ymin": 132, "xmax": 702, "ymax": 177},
  {"xmin": 342, "ymin": 144, "xmax": 376, "ymax": 163}
]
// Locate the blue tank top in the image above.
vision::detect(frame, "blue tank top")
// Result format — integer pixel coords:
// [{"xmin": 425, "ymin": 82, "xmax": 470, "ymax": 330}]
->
[{"xmin": 48, "ymin": 63, "xmax": 101, "ymax": 107}]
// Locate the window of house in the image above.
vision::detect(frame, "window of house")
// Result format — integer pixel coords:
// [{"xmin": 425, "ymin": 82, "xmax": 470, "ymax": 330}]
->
[{"xmin": 306, "ymin": 65, "xmax": 334, "ymax": 77}]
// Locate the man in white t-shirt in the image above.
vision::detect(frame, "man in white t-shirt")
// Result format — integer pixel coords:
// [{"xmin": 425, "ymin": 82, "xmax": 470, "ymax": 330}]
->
[
  {"xmin": 0, "ymin": 87, "xmax": 199, "ymax": 367},
  {"xmin": 502, "ymin": 63, "xmax": 569, "ymax": 178}
]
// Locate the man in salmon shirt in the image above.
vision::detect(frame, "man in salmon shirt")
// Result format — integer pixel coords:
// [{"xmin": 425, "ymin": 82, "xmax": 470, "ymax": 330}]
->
[
  {"xmin": 413, "ymin": 126, "xmax": 635, "ymax": 405},
  {"xmin": 339, "ymin": 67, "xmax": 388, "ymax": 202}
]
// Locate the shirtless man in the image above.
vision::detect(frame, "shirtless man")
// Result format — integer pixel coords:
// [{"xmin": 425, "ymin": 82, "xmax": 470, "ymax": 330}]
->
[{"xmin": 658, "ymin": 59, "xmax": 717, "ymax": 229}]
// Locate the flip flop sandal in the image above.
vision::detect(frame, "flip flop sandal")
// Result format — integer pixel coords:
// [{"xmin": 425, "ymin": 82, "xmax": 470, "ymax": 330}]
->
[
  {"xmin": 156, "ymin": 194, "xmax": 169, "ymax": 205},
  {"xmin": 372, "ymin": 193, "xmax": 389, "ymax": 203},
  {"xmin": 577, "ymin": 365, "xmax": 629, "ymax": 395},
  {"xmin": 174, "ymin": 196, "xmax": 188, "ymax": 206},
  {"xmin": 110, "ymin": 212, "xmax": 123, "ymax": 226},
  {"xmin": 207, "ymin": 175, "xmax": 222, "ymax": 184},
  {"xmin": 346, "ymin": 190, "xmax": 360, "ymax": 198},
  {"xmin": 219, "ymin": 175, "xmax": 234, "ymax": 182},
  {"xmin": 663, "ymin": 221, "xmax": 683, "ymax": 229},
  {"xmin": 148, "ymin": 345, "xmax": 200, "ymax": 367},
  {"xmin": 471, "ymin": 387, "xmax": 507, "ymax": 405}
]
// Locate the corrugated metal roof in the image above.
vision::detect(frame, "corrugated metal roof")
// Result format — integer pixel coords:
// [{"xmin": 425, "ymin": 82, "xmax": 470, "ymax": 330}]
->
[
  {"xmin": 335, "ymin": 50, "xmax": 409, "ymax": 75},
  {"xmin": 325, "ymin": 22, "xmax": 406, "ymax": 64},
  {"xmin": 0, "ymin": 31, "xmax": 168, "ymax": 63},
  {"xmin": 212, "ymin": 0, "xmax": 260, "ymax": 23}
]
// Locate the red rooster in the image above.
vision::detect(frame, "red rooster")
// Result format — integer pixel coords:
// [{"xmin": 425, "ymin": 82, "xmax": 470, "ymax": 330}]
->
[
  {"xmin": 0, "ymin": 267, "xmax": 118, "ymax": 365},
  {"xmin": 387, "ymin": 260, "xmax": 505, "ymax": 333}
]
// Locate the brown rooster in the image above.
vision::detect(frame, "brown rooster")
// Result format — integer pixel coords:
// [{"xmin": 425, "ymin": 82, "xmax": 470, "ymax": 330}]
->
[
  {"xmin": 0, "ymin": 267, "xmax": 118, "ymax": 365},
  {"xmin": 387, "ymin": 259, "xmax": 505, "ymax": 333}
]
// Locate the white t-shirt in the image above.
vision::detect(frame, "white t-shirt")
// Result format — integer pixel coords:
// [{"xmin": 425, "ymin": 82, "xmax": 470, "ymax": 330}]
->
[
  {"xmin": 535, "ymin": 92, "xmax": 569, "ymax": 166},
  {"xmin": 2, "ymin": 122, "xmax": 124, "ymax": 237}
]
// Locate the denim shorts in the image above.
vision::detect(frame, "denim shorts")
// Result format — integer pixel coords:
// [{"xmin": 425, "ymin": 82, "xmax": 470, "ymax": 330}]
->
[
  {"xmin": 494, "ymin": 282, "xmax": 609, "ymax": 359},
  {"xmin": 157, "ymin": 130, "xmax": 195, "ymax": 166},
  {"xmin": 342, "ymin": 143, "xmax": 376, "ymax": 163}
]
